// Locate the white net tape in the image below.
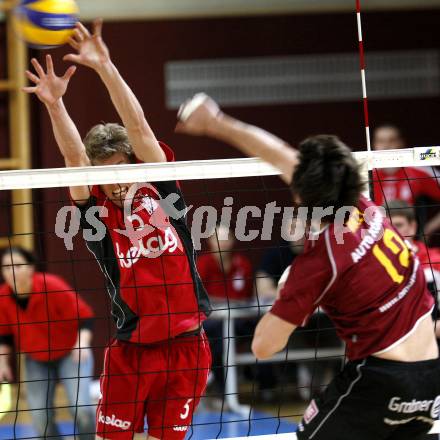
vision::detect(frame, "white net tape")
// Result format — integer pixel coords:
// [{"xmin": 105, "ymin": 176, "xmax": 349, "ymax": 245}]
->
[{"xmin": 0, "ymin": 146, "xmax": 439, "ymax": 190}]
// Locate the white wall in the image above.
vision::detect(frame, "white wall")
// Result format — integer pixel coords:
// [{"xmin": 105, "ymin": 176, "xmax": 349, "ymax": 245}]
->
[
  {"xmin": 75, "ymin": 0, "xmax": 440, "ymax": 21},
  {"xmin": 2, "ymin": 0, "xmax": 440, "ymax": 21}
]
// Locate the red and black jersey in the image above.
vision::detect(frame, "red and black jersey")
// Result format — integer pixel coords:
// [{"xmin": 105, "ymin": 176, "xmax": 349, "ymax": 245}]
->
[
  {"xmin": 0, "ymin": 272, "xmax": 94, "ymax": 362},
  {"xmin": 271, "ymin": 196, "xmax": 434, "ymax": 360},
  {"xmin": 75, "ymin": 143, "xmax": 211, "ymax": 344},
  {"xmin": 373, "ymin": 167, "xmax": 440, "ymax": 206}
]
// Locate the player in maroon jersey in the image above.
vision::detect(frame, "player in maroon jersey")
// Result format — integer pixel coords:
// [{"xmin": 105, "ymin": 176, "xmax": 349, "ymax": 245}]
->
[
  {"xmin": 176, "ymin": 95, "xmax": 440, "ymax": 439},
  {"xmin": 24, "ymin": 21, "xmax": 211, "ymax": 440}
]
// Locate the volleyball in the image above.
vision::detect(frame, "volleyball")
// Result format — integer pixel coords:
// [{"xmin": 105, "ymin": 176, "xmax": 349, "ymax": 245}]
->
[{"xmin": 13, "ymin": 0, "xmax": 79, "ymax": 49}]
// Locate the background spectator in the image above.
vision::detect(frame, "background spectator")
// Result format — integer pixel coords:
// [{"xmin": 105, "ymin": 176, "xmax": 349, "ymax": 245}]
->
[
  {"xmin": 255, "ymin": 217, "xmax": 304, "ymax": 303},
  {"xmin": 385, "ymin": 200, "xmax": 440, "ymax": 336},
  {"xmin": 0, "ymin": 247, "xmax": 95, "ymax": 439},
  {"xmin": 198, "ymin": 222, "xmax": 253, "ymax": 302},
  {"xmin": 198, "ymin": 223, "xmax": 276, "ymax": 403},
  {"xmin": 372, "ymin": 124, "xmax": 440, "ymax": 236}
]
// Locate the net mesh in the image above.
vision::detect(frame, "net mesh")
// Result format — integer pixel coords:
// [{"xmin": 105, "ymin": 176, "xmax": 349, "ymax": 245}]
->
[{"xmin": 0, "ymin": 147, "xmax": 439, "ymax": 439}]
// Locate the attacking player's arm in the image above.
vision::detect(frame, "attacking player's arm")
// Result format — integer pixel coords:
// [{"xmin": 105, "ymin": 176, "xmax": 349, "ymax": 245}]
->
[
  {"xmin": 64, "ymin": 20, "xmax": 165, "ymax": 164},
  {"xmin": 175, "ymin": 95, "xmax": 298, "ymax": 184},
  {"xmin": 252, "ymin": 313, "xmax": 296, "ymax": 360},
  {"xmin": 23, "ymin": 55, "xmax": 91, "ymax": 203},
  {"xmin": 252, "ymin": 265, "xmax": 296, "ymax": 359}
]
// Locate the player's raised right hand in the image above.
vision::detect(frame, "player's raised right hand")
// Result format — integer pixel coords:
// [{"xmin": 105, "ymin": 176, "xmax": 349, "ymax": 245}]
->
[
  {"xmin": 23, "ymin": 55, "xmax": 77, "ymax": 107},
  {"xmin": 175, "ymin": 93, "xmax": 222, "ymax": 136},
  {"xmin": 64, "ymin": 19, "xmax": 110, "ymax": 73}
]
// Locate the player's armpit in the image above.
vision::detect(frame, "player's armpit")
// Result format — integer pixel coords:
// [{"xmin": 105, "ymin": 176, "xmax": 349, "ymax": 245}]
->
[
  {"xmin": 126, "ymin": 125, "xmax": 166, "ymax": 164},
  {"xmin": 65, "ymin": 155, "xmax": 92, "ymax": 204},
  {"xmin": 68, "ymin": 186, "xmax": 91, "ymax": 205},
  {"xmin": 251, "ymin": 312, "xmax": 296, "ymax": 360}
]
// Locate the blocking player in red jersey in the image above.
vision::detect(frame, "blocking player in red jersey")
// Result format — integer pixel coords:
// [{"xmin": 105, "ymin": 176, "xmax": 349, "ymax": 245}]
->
[
  {"xmin": 24, "ymin": 21, "xmax": 211, "ymax": 440},
  {"xmin": 176, "ymin": 95, "xmax": 440, "ymax": 440}
]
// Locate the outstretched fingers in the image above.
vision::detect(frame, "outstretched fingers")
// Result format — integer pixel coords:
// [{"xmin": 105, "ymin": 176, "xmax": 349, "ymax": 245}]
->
[
  {"xmin": 67, "ymin": 36, "xmax": 80, "ymax": 51},
  {"xmin": 72, "ymin": 28, "xmax": 84, "ymax": 43},
  {"xmin": 45, "ymin": 54, "xmax": 54, "ymax": 75},
  {"xmin": 25, "ymin": 70, "xmax": 40, "ymax": 85},
  {"xmin": 31, "ymin": 58, "xmax": 45, "ymax": 78},
  {"xmin": 63, "ymin": 53, "xmax": 81, "ymax": 64},
  {"xmin": 62, "ymin": 65, "xmax": 77, "ymax": 81},
  {"xmin": 93, "ymin": 18, "xmax": 103, "ymax": 37},
  {"xmin": 75, "ymin": 21, "xmax": 91, "ymax": 39},
  {"xmin": 22, "ymin": 86, "xmax": 37, "ymax": 94}
]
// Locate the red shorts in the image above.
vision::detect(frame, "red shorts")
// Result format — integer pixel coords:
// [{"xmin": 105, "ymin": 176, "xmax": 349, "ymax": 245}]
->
[{"xmin": 96, "ymin": 331, "xmax": 211, "ymax": 439}]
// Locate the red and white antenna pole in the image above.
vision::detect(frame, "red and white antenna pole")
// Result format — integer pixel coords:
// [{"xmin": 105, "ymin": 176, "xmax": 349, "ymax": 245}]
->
[
  {"xmin": 356, "ymin": 0, "xmax": 375, "ymax": 200},
  {"xmin": 356, "ymin": 0, "xmax": 371, "ymax": 153}
]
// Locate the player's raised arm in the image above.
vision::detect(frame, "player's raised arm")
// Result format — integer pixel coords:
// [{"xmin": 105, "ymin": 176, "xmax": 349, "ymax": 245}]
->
[
  {"xmin": 64, "ymin": 20, "xmax": 165, "ymax": 164},
  {"xmin": 176, "ymin": 94, "xmax": 298, "ymax": 184},
  {"xmin": 23, "ymin": 55, "xmax": 91, "ymax": 203}
]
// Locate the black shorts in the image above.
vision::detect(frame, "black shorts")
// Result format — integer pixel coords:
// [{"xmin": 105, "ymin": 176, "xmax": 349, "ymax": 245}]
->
[{"xmin": 297, "ymin": 356, "xmax": 440, "ymax": 440}]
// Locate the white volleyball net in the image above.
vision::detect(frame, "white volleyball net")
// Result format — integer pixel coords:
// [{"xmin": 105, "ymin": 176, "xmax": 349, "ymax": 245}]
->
[{"xmin": 0, "ymin": 147, "xmax": 439, "ymax": 439}]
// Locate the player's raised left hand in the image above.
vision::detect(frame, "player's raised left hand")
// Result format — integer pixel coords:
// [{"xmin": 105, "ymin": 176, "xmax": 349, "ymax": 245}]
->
[{"xmin": 64, "ymin": 19, "xmax": 110, "ymax": 71}]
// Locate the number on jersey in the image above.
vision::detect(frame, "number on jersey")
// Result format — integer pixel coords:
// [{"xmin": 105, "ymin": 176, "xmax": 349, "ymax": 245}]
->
[{"xmin": 373, "ymin": 228, "xmax": 410, "ymax": 284}]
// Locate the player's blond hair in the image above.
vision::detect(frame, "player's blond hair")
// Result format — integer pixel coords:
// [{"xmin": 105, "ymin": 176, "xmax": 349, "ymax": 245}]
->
[{"xmin": 84, "ymin": 123, "xmax": 135, "ymax": 165}]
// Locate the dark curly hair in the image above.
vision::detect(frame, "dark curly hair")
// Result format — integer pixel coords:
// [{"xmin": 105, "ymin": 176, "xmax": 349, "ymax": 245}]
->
[{"xmin": 291, "ymin": 135, "xmax": 364, "ymax": 222}]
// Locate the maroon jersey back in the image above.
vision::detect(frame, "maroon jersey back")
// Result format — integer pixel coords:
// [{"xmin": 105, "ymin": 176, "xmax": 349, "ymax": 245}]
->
[{"xmin": 271, "ymin": 196, "xmax": 434, "ymax": 360}]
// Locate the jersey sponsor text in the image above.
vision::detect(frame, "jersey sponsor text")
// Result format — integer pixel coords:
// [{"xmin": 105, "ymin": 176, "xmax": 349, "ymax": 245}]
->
[
  {"xmin": 98, "ymin": 412, "xmax": 131, "ymax": 430},
  {"xmin": 116, "ymin": 227, "xmax": 178, "ymax": 268},
  {"xmin": 351, "ymin": 210, "xmax": 384, "ymax": 263},
  {"xmin": 388, "ymin": 396, "xmax": 440, "ymax": 416},
  {"xmin": 173, "ymin": 425, "xmax": 189, "ymax": 432}
]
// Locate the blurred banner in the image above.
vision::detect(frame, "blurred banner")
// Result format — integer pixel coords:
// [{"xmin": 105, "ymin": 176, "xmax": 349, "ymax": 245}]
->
[{"xmin": 166, "ymin": 50, "xmax": 440, "ymax": 109}]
